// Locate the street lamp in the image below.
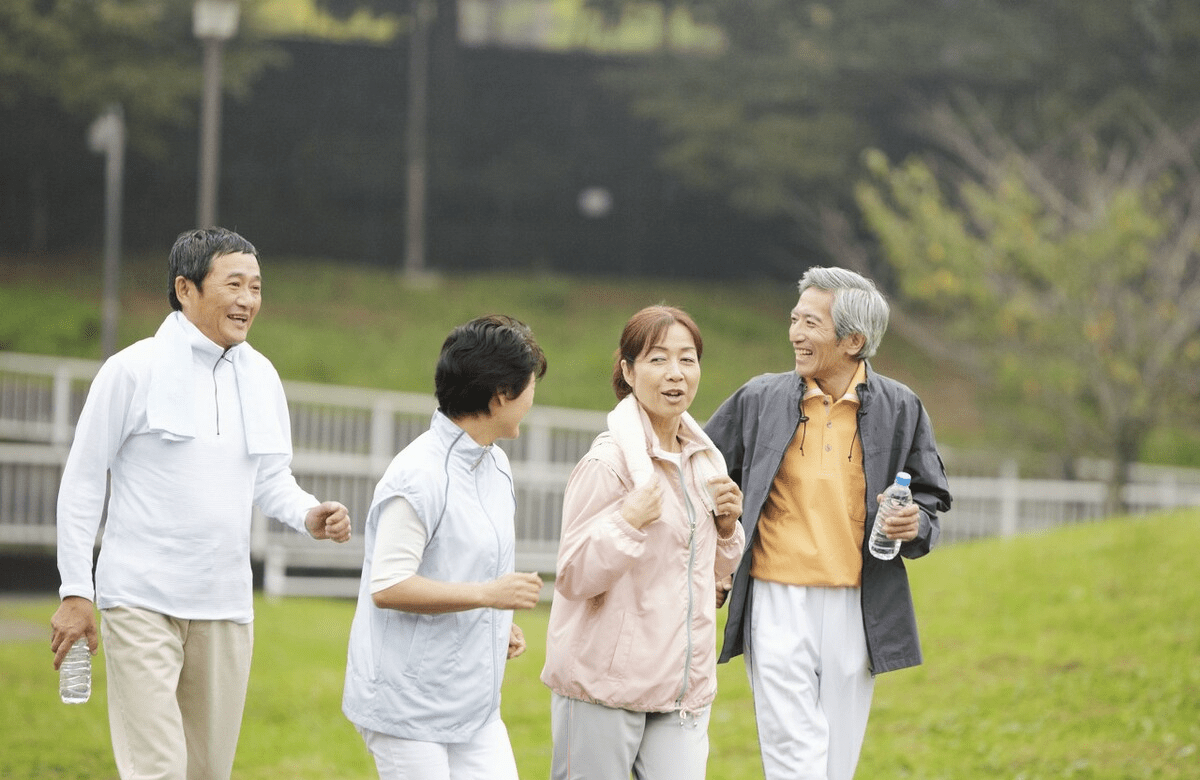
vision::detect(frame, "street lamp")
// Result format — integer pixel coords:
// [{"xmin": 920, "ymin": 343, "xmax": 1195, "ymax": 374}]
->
[
  {"xmin": 193, "ymin": 0, "xmax": 239, "ymax": 228},
  {"xmin": 88, "ymin": 104, "xmax": 126, "ymax": 359}
]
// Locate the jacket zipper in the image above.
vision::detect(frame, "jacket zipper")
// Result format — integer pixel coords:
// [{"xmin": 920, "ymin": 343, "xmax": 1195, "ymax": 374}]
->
[
  {"xmin": 212, "ymin": 350, "xmax": 233, "ymax": 435},
  {"xmin": 473, "ymin": 446, "xmax": 504, "ymax": 716},
  {"xmin": 673, "ymin": 461, "xmax": 698, "ymax": 711}
]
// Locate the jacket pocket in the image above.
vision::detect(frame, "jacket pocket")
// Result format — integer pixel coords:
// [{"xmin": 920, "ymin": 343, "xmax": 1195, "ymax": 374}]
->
[{"xmin": 607, "ymin": 611, "xmax": 634, "ymax": 680}]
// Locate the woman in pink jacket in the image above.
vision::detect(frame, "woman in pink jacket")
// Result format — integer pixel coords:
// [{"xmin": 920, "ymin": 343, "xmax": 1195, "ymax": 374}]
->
[{"xmin": 541, "ymin": 305, "xmax": 746, "ymax": 780}]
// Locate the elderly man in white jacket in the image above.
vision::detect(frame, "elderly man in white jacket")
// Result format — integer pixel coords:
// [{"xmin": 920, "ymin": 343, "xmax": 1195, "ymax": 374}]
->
[{"xmin": 50, "ymin": 227, "xmax": 352, "ymax": 780}]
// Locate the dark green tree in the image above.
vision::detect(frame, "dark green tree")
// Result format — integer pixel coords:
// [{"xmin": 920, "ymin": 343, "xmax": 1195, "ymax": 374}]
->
[
  {"xmin": 0, "ymin": 0, "xmax": 285, "ymax": 250},
  {"xmin": 587, "ymin": 0, "xmax": 1200, "ymax": 267}
]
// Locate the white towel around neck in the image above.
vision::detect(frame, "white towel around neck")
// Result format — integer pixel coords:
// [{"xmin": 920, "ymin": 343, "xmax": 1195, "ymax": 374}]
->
[
  {"xmin": 605, "ymin": 394, "xmax": 728, "ymax": 515},
  {"xmin": 145, "ymin": 311, "xmax": 291, "ymax": 456}
]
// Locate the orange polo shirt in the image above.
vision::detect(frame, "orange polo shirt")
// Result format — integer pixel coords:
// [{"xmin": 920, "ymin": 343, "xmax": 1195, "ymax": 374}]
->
[{"xmin": 750, "ymin": 361, "xmax": 868, "ymax": 587}]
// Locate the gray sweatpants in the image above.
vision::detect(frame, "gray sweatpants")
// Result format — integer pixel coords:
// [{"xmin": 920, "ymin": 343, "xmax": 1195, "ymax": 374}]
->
[{"xmin": 550, "ymin": 693, "xmax": 710, "ymax": 780}]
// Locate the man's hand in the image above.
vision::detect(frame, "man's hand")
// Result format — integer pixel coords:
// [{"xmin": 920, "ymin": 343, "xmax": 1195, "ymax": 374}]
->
[
  {"xmin": 507, "ymin": 623, "xmax": 527, "ymax": 660},
  {"xmin": 305, "ymin": 501, "xmax": 352, "ymax": 542},
  {"xmin": 876, "ymin": 496, "xmax": 920, "ymax": 542},
  {"xmin": 50, "ymin": 596, "xmax": 98, "ymax": 670}
]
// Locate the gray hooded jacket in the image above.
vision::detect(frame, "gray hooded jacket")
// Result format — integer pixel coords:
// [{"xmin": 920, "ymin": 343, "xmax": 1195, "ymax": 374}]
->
[{"xmin": 705, "ymin": 363, "xmax": 952, "ymax": 674}]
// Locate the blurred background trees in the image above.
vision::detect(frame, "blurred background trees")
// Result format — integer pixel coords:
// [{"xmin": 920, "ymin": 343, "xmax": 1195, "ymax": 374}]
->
[
  {"xmin": 591, "ymin": 0, "xmax": 1200, "ymax": 263},
  {"xmin": 856, "ymin": 94, "xmax": 1200, "ymax": 510},
  {"xmin": 0, "ymin": 0, "xmax": 287, "ymax": 252},
  {"xmin": 3, "ymin": 0, "xmax": 1200, "ymax": 483}
]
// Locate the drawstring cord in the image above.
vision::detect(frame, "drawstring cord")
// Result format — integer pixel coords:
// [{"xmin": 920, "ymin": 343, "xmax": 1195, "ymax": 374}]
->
[
  {"xmin": 798, "ymin": 382, "xmax": 863, "ymax": 461},
  {"xmin": 849, "ymin": 407, "xmax": 863, "ymax": 462},
  {"xmin": 796, "ymin": 393, "xmax": 808, "ymax": 455}
]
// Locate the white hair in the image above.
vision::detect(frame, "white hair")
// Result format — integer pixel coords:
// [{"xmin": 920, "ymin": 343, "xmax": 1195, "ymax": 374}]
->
[{"xmin": 797, "ymin": 266, "xmax": 890, "ymax": 359}]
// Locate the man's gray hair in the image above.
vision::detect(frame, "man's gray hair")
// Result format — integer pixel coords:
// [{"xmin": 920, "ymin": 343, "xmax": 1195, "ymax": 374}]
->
[{"xmin": 797, "ymin": 266, "xmax": 890, "ymax": 359}]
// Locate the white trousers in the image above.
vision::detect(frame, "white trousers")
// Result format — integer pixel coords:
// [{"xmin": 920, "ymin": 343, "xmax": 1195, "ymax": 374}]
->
[
  {"xmin": 101, "ymin": 606, "xmax": 253, "ymax": 780},
  {"xmin": 746, "ymin": 580, "xmax": 875, "ymax": 780},
  {"xmin": 550, "ymin": 694, "xmax": 710, "ymax": 780},
  {"xmin": 358, "ymin": 717, "xmax": 519, "ymax": 780}
]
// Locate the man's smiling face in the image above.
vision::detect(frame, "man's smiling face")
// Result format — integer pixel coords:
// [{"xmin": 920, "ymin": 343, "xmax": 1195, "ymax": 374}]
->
[
  {"xmin": 788, "ymin": 286, "xmax": 855, "ymax": 385},
  {"xmin": 177, "ymin": 251, "xmax": 262, "ymax": 349}
]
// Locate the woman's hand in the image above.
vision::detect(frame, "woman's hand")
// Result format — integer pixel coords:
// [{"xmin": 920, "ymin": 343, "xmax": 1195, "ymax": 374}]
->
[
  {"xmin": 707, "ymin": 475, "xmax": 743, "ymax": 538},
  {"xmin": 486, "ymin": 572, "xmax": 544, "ymax": 610},
  {"xmin": 507, "ymin": 623, "xmax": 527, "ymax": 659},
  {"xmin": 715, "ymin": 575, "xmax": 733, "ymax": 609},
  {"xmin": 621, "ymin": 481, "xmax": 663, "ymax": 530}
]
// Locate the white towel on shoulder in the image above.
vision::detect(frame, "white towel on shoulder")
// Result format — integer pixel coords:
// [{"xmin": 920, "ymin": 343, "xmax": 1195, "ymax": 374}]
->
[
  {"xmin": 605, "ymin": 394, "xmax": 728, "ymax": 515},
  {"xmin": 146, "ymin": 311, "xmax": 291, "ymax": 455}
]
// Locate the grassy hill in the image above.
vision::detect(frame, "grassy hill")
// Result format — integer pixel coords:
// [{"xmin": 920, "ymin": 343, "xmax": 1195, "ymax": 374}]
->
[
  {"xmin": 2, "ymin": 510, "xmax": 1196, "ymax": 778},
  {"xmin": 0, "ymin": 253, "xmax": 986, "ymax": 445}
]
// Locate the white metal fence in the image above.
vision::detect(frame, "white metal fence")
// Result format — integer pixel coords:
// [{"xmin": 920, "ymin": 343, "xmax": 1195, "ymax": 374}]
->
[{"xmin": 4, "ymin": 351, "xmax": 1200, "ymax": 597}]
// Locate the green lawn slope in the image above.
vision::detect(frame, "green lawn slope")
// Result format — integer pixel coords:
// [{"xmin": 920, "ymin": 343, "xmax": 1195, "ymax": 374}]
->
[
  {"xmin": 3, "ymin": 510, "xmax": 1195, "ymax": 778},
  {"xmin": 0, "ymin": 254, "xmax": 984, "ymax": 442}
]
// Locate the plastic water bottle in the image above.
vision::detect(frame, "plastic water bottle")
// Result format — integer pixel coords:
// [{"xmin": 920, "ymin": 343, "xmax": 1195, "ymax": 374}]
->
[
  {"xmin": 59, "ymin": 638, "xmax": 92, "ymax": 704},
  {"xmin": 869, "ymin": 472, "xmax": 912, "ymax": 561}
]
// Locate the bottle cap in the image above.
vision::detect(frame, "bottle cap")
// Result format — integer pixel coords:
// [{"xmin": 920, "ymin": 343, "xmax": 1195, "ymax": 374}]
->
[{"xmin": 895, "ymin": 472, "xmax": 911, "ymax": 486}]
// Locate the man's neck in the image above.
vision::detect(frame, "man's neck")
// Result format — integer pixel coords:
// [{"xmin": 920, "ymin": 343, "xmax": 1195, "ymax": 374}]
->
[{"xmin": 804, "ymin": 361, "xmax": 863, "ymax": 399}]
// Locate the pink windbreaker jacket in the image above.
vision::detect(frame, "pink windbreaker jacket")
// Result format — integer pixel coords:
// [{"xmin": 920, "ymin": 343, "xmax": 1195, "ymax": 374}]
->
[{"xmin": 540, "ymin": 404, "xmax": 746, "ymax": 713}]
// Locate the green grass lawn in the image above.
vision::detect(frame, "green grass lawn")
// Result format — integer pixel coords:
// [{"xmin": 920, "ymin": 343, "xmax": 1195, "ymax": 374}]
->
[{"xmin": 3, "ymin": 510, "xmax": 1197, "ymax": 778}]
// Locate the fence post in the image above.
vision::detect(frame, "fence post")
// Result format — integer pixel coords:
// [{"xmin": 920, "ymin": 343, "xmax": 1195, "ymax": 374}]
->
[
  {"xmin": 51, "ymin": 365, "xmax": 72, "ymax": 446},
  {"xmin": 1000, "ymin": 458, "xmax": 1019, "ymax": 537},
  {"xmin": 370, "ymin": 398, "xmax": 394, "ymax": 478},
  {"xmin": 1161, "ymin": 472, "xmax": 1179, "ymax": 510},
  {"xmin": 526, "ymin": 413, "xmax": 551, "ymax": 466}
]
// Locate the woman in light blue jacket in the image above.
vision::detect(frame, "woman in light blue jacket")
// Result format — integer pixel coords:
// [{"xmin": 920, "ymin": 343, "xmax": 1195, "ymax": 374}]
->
[{"xmin": 343, "ymin": 315, "xmax": 547, "ymax": 780}]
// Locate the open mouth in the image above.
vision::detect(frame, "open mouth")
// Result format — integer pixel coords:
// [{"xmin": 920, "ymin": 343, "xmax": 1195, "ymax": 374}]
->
[{"xmin": 663, "ymin": 389, "xmax": 685, "ymax": 399}]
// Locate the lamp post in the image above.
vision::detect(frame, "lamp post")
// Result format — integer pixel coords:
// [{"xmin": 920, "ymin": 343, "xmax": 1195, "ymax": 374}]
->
[
  {"xmin": 87, "ymin": 105, "xmax": 126, "ymax": 359},
  {"xmin": 193, "ymin": 0, "xmax": 239, "ymax": 229},
  {"xmin": 403, "ymin": 0, "xmax": 435, "ymax": 278}
]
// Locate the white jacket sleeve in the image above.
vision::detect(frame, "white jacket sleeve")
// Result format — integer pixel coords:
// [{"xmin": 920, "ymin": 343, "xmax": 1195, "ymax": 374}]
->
[
  {"xmin": 251, "ymin": 377, "xmax": 318, "ymax": 534},
  {"xmin": 56, "ymin": 360, "xmax": 135, "ymax": 601}
]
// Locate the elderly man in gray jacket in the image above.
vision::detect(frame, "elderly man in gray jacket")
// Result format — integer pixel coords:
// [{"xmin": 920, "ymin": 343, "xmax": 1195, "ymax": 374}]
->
[{"xmin": 705, "ymin": 266, "xmax": 952, "ymax": 780}]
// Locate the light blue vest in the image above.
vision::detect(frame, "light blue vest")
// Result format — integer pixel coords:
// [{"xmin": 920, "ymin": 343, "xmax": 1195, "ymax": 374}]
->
[{"xmin": 342, "ymin": 411, "xmax": 516, "ymax": 741}]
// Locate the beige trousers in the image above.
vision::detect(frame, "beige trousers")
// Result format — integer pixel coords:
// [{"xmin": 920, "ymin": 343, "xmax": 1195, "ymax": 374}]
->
[{"xmin": 101, "ymin": 606, "xmax": 254, "ymax": 780}]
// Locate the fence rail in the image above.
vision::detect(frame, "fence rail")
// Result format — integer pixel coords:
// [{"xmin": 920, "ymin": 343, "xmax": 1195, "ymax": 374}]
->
[{"xmin": 4, "ymin": 351, "xmax": 1199, "ymax": 598}]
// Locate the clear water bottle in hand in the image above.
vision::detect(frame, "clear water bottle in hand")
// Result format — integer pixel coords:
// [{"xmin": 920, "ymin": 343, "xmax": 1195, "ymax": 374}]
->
[
  {"xmin": 59, "ymin": 638, "xmax": 92, "ymax": 704},
  {"xmin": 869, "ymin": 472, "xmax": 912, "ymax": 561}
]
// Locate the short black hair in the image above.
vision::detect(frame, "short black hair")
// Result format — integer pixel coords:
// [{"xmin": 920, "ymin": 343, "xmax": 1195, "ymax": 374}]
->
[
  {"xmin": 168, "ymin": 227, "xmax": 258, "ymax": 311},
  {"xmin": 435, "ymin": 315, "xmax": 548, "ymax": 418}
]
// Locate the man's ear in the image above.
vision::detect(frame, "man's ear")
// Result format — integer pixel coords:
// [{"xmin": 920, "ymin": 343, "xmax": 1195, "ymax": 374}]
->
[
  {"xmin": 843, "ymin": 332, "xmax": 866, "ymax": 358},
  {"xmin": 174, "ymin": 275, "xmax": 193, "ymax": 306}
]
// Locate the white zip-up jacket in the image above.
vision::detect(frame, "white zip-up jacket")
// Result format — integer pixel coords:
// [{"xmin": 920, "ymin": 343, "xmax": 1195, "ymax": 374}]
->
[
  {"xmin": 342, "ymin": 411, "xmax": 517, "ymax": 741},
  {"xmin": 56, "ymin": 312, "xmax": 316, "ymax": 622}
]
